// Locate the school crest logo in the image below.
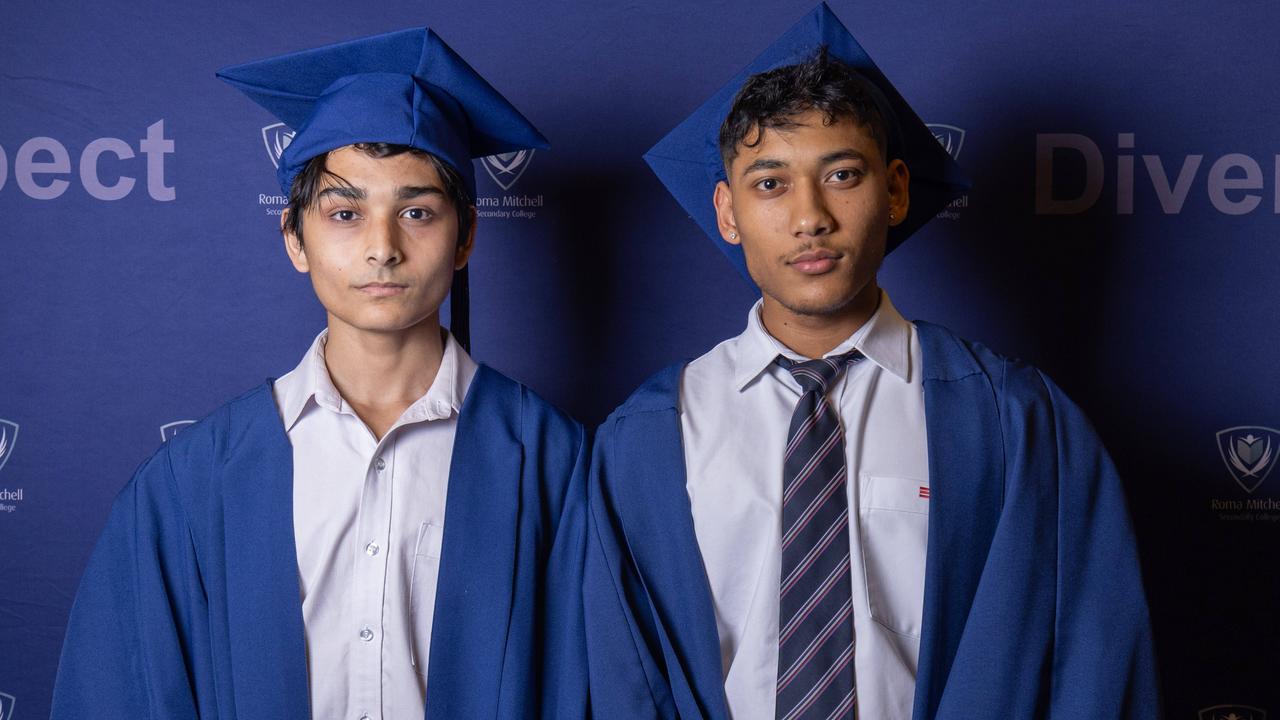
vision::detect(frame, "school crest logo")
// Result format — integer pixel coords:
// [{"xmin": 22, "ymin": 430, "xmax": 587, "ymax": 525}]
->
[
  {"xmin": 926, "ymin": 123, "xmax": 966, "ymax": 161},
  {"xmin": 161, "ymin": 420, "xmax": 196, "ymax": 443},
  {"xmin": 1200, "ymin": 705, "xmax": 1267, "ymax": 720},
  {"xmin": 262, "ymin": 122, "xmax": 295, "ymax": 169},
  {"xmin": 480, "ymin": 150, "xmax": 535, "ymax": 191},
  {"xmin": 0, "ymin": 691, "xmax": 14, "ymax": 720},
  {"xmin": 1217, "ymin": 426, "xmax": 1280, "ymax": 494},
  {"xmin": 0, "ymin": 420, "xmax": 17, "ymax": 474}
]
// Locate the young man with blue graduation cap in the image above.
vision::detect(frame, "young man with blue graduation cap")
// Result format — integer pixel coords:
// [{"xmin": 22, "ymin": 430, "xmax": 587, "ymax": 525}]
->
[
  {"xmin": 52, "ymin": 28, "xmax": 587, "ymax": 720},
  {"xmin": 585, "ymin": 4, "xmax": 1159, "ymax": 718}
]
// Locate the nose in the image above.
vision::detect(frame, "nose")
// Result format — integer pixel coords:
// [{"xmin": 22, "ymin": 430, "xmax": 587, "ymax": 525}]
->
[
  {"xmin": 791, "ymin": 179, "xmax": 835, "ymax": 238},
  {"xmin": 365, "ymin": 215, "xmax": 403, "ymax": 267}
]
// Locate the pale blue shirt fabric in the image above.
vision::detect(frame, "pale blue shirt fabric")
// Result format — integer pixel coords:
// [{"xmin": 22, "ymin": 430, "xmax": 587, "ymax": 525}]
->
[
  {"xmin": 272, "ymin": 329, "xmax": 476, "ymax": 720},
  {"xmin": 679, "ymin": 291, "xmax": 929, "ymax": 720}
]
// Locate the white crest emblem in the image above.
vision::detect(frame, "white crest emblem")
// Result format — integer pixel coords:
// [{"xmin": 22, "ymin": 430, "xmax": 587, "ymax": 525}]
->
[
  {"xmin": 261, "ymin": 122, "xmax": 296, "ymax": 169},
  {"xmin": 0, "ymin": 420, "xmax": 17, "ymax": 474},
  {"xmin": 480, "ymin": 150, "xmax": 535, "ymax": 191},
  {"xmin": 1216, "ymin": 426, "xmax": 1280, "ymax": 494},
  {"xmin": 926, "ymin": 123, "xmax": 966, "ymax": 160},
  {"xmin": 161, "ymin": 420, "xmax": 196, "ymax": 443}
]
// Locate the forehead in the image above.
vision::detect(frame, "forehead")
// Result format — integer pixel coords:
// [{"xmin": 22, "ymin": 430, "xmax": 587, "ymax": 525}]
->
[
  {"xmin": 733, "ymin": 110, "xmax": 883, "ymax": 169},
  {"xmin": 322, "ymin": 145, "xmax": 444, "ymax": 188}
]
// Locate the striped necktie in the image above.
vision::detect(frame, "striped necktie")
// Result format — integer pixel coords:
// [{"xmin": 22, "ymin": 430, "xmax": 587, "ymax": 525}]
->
[{"xmin": 774, "ymin": 350, "xmax": 864, "ymax": 720}]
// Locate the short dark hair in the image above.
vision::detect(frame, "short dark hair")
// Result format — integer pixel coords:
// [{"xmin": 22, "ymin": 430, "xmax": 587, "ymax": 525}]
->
[
  {"xmin": 282, "ymin": 142, "xmax": 473, "ymax": 248},
  {"xmin": 718, "ymin": 46, "xmax": 891, "ymax": 169}
]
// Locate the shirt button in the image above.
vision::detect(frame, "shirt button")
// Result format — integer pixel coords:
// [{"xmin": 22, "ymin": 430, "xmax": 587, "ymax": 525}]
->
[
  {"xmin": 359, "ymin": 626, "xmax": 374, "ymax": 642},
  {"xmin": 375, "ymin": 457, "xmax": 386, "ymax": 471},
  {"xmin": 359, "ymin": 715, "xmax": 370, "ymax": 720},
  {"xmin": 364, "ymin": 541, "xmax": 380, "ymax": 557}
]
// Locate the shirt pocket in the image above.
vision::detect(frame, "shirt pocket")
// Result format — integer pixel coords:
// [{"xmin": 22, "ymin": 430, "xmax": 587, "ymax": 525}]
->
[
  {"xmin": 857, "ymin": 474, "xmax": 929, "ymax": 639},
  {"xmin": 409, "ymin": 521, "xmax": 444, "ymax": 675}
]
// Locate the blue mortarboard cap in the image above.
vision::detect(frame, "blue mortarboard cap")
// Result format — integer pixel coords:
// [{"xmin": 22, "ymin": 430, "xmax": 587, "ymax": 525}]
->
[
  {"xmin": 644, "ymin": 3, "xmax": 969, "ymax": 287},
  {"xmin": 216, "ymin": 27, "xmax": 549, "ymax": 199}
]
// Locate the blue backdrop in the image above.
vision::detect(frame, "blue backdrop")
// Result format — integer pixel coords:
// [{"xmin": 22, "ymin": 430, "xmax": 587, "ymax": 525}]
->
[{"xmin": 2, "ymin": 1, "xmax": 1277, "ymax": 718}]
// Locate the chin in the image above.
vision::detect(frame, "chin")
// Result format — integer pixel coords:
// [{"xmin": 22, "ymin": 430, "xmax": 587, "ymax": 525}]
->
[
  {"xmin": 781, "ymin": 296, "xmax": 858, "ymax": 318},
  {"xmin": 768, "ymin": 278, "xmax": 866, "ymax": 318},
  {"xmin": 335, "ymin": 309, "xmax": 437, "ymax": 334}
]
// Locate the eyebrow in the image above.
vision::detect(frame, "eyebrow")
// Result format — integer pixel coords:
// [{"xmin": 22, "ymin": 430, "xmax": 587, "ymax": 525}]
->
[
  {"xmin": 396, "ymin": 185, "xmax": 446, "ymax": 200},
  {"xmin": 820, "ymin": 149, "xmax": 869, "ymax": 165},
  {"xmin": 316, "ymin": 185, "xmax": 447, "ymax": 202},
  {"xmin": 317, "ymin": 185, "xmax": 365, "ymax": 202},
  {"xmin": 739, "ymin": 148, "xmax": 870, "ymax": 178},
  {"xmin": 740, "ymin": 158, "xmax": 786, "ymax": 176}
]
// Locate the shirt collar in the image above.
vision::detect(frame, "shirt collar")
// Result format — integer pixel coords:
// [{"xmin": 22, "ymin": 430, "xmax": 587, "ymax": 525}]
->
[
  {"xmin": 397, "ymin": 331, "xmax": 470, "ymax": 424},
  {"xmin": 731, "ymin": 289, "xmax": 913, "ymax": 391},
  {"xmin": 275, "ymin": 328, "xmax": 472, "ymax": 431}
]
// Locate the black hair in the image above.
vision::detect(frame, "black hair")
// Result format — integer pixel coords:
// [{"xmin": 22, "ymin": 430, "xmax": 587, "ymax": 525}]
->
[
  {"xmin": 282, "ymin": 142, "xmax": 473, "ymax": 248},
  {"xmin": 718, "ymin": 46, "xmax": 892, "ymax": 169}
]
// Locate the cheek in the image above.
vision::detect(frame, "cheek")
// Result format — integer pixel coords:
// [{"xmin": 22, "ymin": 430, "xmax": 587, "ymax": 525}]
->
[
  {"xmin": 833, "ymin": 190, "xmax": 882, "ymax": 221},
  {"xmin": 302, "ymin": 248, "xmax": 354, "ymax": 298},
  {"xmin": 739, "ymin": 200, "xmax": 788, "ymax": 234},
  {"xmin": 311, "ymin": 255, "xmax": 348, "ymax": 285}
]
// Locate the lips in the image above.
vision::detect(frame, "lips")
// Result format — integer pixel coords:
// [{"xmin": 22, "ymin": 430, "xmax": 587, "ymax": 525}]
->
[
  {"xmin": 356, "ymin": 282, "xmax": 408, "ymax": 297},
  {"xmin": 788, "ymin": 249, "xmax": 840, "ymax": 275}
]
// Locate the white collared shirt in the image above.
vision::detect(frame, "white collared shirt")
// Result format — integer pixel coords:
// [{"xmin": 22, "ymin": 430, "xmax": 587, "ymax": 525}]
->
[
  {"xmin": 272, "ymin": 329, "xmax": 477, "ymax": 720},
  {"xmin": 679, "ymin": 291, "xmax": 929, "ymax": 720}
]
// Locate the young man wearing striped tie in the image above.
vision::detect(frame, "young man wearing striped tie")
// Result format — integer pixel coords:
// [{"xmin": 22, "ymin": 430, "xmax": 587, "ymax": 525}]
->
[{"xmin": 584, "ymin": 5, "xmax": 1159, "ymax": 719}]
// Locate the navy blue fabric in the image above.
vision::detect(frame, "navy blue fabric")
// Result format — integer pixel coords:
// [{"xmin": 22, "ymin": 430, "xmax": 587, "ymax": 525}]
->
[
  {"xmin": 50, "ymin": 365, "xmax": 589, "ymax": 720},
  {"xmin": 583, "ymin": 322, "xmax": 1159, "ymax": 719}
]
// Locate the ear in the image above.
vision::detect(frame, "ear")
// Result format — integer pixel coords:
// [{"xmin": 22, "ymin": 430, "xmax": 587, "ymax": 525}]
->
[
  {"xmin": 454, "ymin": 205, "xmax": 478, "ymax": 270},
  {"xmin": 886, "ymin": 158, "xmax": 911, "ymax": 227},
  {"xmin": 281, "ymin": 208, "xmax": 309, "ymax": 273},
  {"xmin": 713, "ymin": 180, "xmax": 741, "ymax": 246}
]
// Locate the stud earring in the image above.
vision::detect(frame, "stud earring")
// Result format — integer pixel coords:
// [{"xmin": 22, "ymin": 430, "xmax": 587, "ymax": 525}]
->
[{"xmin": 729, "ymin": 231, "xmax": 738, "ymax": 240}]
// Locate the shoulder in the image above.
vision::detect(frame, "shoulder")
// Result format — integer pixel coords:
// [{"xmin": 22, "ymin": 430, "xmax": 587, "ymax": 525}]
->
[
  {"xmin": 115, "ymin": 381, "xmax": 278, "ymax": 523},
  {"xmin": 606, "ymin": 332, "xmax": 742, "ymax": 422},
  {"xmin": 913, "ymin": 320, "xmax": 1054, "ymax": 404},
  {"xmin": 681, "ymin": 332, "xmax": 740, "ymax": 385},
  {"xmin": 914, "ymin": 321, "xmax": 1102, "ymax": 452},
  {"xmin": 161, "ymin": 382, "xmax": 281, "ymax": 470},
  {"xmin": 467, "ymin": 364, "xmax": 585, "ymax": 449},
  {"xmin": 604, "ymin": 361, "xmax": 689, "ymax": 425}
]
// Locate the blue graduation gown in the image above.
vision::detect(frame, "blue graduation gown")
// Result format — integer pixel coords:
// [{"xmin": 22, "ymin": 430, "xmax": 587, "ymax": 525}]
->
[
  {"xmin": 584, "ymin": 322, "xmax": 1160, "ymax": 719},
  {"xmin": 51, "ymin": 365, "xmax": 589, "ymax": 720}
]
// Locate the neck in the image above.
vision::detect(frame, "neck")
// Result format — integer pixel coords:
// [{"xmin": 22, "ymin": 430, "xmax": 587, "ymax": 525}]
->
[
  {"xmin": 322, "ymin": 314, "xmax": 446, "ymax": 414},
  {"xmin": 760, "ymin": 282, "xmax": 881, "ymax": 359}
]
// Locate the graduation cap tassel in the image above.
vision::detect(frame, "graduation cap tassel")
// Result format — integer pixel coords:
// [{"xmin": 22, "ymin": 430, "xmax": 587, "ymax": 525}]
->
[{"xmin": 451, "ymin": 265, "xmax": 471, "ymax": 354}]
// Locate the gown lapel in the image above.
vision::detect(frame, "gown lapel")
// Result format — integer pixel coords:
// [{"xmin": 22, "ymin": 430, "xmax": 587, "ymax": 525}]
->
[
  {"xmin": 215, "ymin": 369, "xmax": 525, "ymax": 720},
  {"xmin": 611, "ymin": 364, "xmax": 729, "ymax": 720},
  {"xmin": 220, "ymin": 383, "xmax": 312, "ymax": 719},
  {"xmin": 426, "ymin": 365, "xmax": 522, "ymax": 719},
  {"xmin": 910, "ymin": 322, "xmax": 1005, "ymax": 720}
]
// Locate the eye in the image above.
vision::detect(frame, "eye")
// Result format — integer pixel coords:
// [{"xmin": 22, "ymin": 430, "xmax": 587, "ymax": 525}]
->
[
  {"xmin": 401, "ymin": 207, "xmax": 434, "ymax": 221},
  {"xmin": 828, "ymin": 168, "xmax": 863, "ymax": 184},
  {"xmin": 754, "ymin": 177, "xmax": 783, "ymax": 192},
  {"xmin": 330, "ymin": 209, "xmax": 358, "ymax": 222}
]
